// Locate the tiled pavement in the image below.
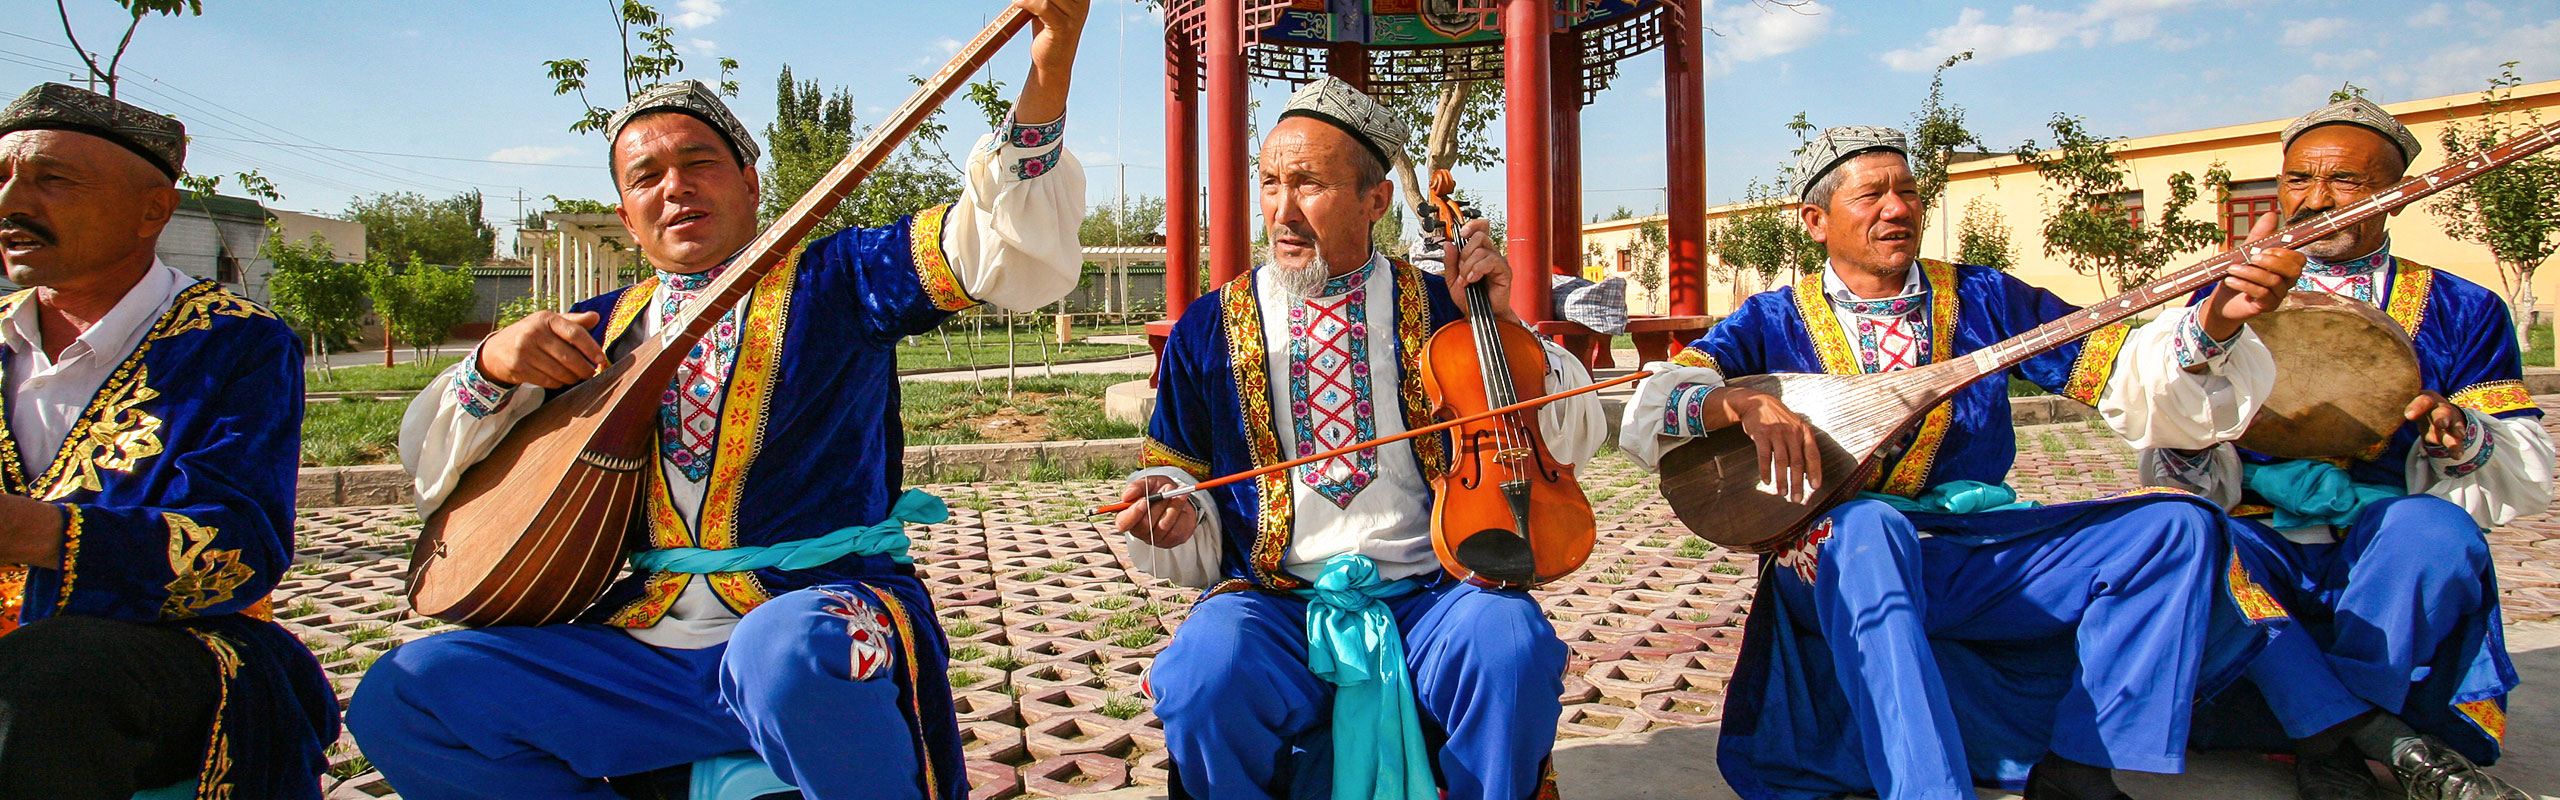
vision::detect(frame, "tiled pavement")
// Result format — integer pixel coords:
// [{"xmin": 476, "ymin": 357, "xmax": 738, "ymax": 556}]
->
[{"xmin": 289, "ymin": 402, "xmax": 2560, "ymax": 798}]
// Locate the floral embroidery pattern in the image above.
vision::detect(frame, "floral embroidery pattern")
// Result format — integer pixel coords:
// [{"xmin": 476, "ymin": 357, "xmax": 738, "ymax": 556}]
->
[
  {"xmin": 47, "ymin": 364, "xmax": 165, "ymax": 501},
  {"xmin": 2063, "ymin": 323, "xmax": 2131, "ymax": 407},
  {"xmin": 161, "ymin": 513, "xmax": 252, "ymax": 619},
  {"xmin": 1662, "ymin": 382, "xmax": 1716, "ymax": 437},
  {"xmin": 908, "ymin": 204, "xmax": 976, "ymax": 311},
  {"xmin": 655, "ymin": 259, "xmax": 744, "ymax": 483},
  {"xmin": 2171, "ymin": 313, "xmax": 2234, "ymax": 370},
  {"xmin": 2227, "ymin": 545, "xmax": 2289, "ymax": 623},
  {"xmin": 150, "ymin": 284, "xmax": 273, "ymax": 341},
  {"xmin": 2459, "ymin": 699, "xmax": 2508, "ymax": 744},
  {"xmin": 1288, "ymin": 263, "xmax": 1378, "ymax": 509},
  {"xmin": 819, "ymin": 586, "xmax": 897, "ymax": 682},
  {"xmin": 1221, "ymin": 271, "xmax": 1303, "ymax": 590},
  {"xmin": 1008, "ymin": 116, "xmax": 1065, "ymax": 149},
  {"xmin": 1390, "ymin": 262, "xmax": 1447, "ymax": 482},
  {"xmin": 1669, "ymin": 346, "xmax": 1720, "ymax": 371},
  {"xmin": 1775, "ymin": 517, "xmax": 1834, "ymax": 586},
  {"xmin": 1142, "ymin": 437, "xmax": 1210, "ymax": 480},
  {"xmin": 450, "ymin": 351, "xmax": 514, "ymax": 418},
  {"xmin": 1014, "ymin": 147, "xmax": 1063, "ymax": 180},
  {"xmin": 2451, "ymin": 380, "xmax": 2534, "ymax": 416}
]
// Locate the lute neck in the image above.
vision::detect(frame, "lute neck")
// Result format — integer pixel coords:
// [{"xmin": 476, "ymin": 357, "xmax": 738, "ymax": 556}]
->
[{"xmin": 1962, "ymin": 118, "xmax": 2560, "ymax": 379}]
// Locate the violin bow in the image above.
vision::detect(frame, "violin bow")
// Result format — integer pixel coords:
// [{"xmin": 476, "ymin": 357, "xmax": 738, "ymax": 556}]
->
[{"xmin": 1091, "ymin": 370, "xmax": 1649, "ymax": 516}]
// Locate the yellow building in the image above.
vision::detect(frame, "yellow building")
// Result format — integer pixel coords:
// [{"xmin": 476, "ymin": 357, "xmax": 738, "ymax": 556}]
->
[{"xmin": 1584, "ymin": 79, "xmax": 2560, "ymax": 318}]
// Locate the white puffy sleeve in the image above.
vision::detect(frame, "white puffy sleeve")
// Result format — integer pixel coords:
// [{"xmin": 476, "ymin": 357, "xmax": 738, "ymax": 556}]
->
[
  {"xmin": 933, "ymin": 113, "xmax": 1088, "ymax": 312},
  {"xmin": 2099, "ymin": 306, "xmax": 2275, "ymax": 450},
  {"xmin": 2405, "ymin": 409, "xmax": 2556, "ymax": 528},
  {"xmin": 398, "ymin": 349, "xmax": 549, "ymax": 517},
  {"xmin": 1118, "ymin": 466, "xmax": 1226, "ymax": 589},
  {"xmin": 1614, "ymin": 361, "xmax": 1729, "ymax": 472},
  {"xmin": 1536, "ymin": 339, "xmax": 1608, "ymax": 467}
]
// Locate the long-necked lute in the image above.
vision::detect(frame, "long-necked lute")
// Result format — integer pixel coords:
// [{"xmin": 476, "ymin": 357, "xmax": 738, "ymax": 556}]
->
[
  {"xmin": 1661, "ymin": 118, "xmax": 2560, "ymax": 553},
  {"xmin": 408, "ymin": 8, "xmax": 1033, "ymax": 627}
]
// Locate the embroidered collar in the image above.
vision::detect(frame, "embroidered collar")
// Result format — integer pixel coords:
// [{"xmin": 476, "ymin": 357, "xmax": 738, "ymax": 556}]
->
[
  {"xmin": 658, "ymin": 260, "xmax": 729, "ymax": 292},
  {"xmin": 1317, "ymin": 255, "xmax": 1380, "ymax": 297},
  {"xmin": 1820, "ymin": 261, "xmax": 1927, "ymax": 318},
  {"xmin": 2304, "ymin": 240, "xmax": 2394, "ymax": 279}
]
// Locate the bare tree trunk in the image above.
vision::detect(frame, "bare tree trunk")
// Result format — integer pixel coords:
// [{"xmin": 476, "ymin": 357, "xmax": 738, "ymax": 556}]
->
[
  {"xmin": 2509, "ymin": 263, "xmax": 2539, "ymax": 354},
  {"xmin": 1395, "ymin": 81, "xmax": 1474, "ymax": 216}
]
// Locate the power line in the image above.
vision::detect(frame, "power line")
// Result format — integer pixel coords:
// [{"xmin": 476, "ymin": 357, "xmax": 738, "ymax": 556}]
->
[{"xmin": 188, "ymin": 135, "xmax": 606, "ymax": 170}]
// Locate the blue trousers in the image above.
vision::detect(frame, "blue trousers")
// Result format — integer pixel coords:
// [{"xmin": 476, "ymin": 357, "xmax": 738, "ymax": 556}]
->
[
  {"xmin": 345, "ymin": 580, "xmax": 962, "ymax": 800},
  {"xmin": 1731, "ymin": 497, "xmax": 2250, "ymax": 800},
  {"xmin": 1149, "ymin": 579, "xmax": 1567, "ymax": 800},
  {"xmin": 2221, "ymin": 494, "xmax": 2514, "ymax": 762}
]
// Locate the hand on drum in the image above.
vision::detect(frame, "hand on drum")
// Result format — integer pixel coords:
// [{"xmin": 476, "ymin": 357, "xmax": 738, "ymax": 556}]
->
[
  {"xmin": 2198, "ymin": 211, "xmax": 2307, "ymax": 341},
  {"xmin": 1716, "ymin": 386, "xmax": 1822, "ymax": 503},
  {"xmin": 2407, "ymin": 391, "xmax": 2475, "ymax": 451},
  {"xmin": 476, "ymin": 310, "xmax": 606, "ymax": 389},
  {"xmin": 1113, "ymin": 474, "xmax": 1197, "ymax": 548},
  {"xmin": 1443, "ymin": 217, "xmax": 1520, "ymax": 327}
]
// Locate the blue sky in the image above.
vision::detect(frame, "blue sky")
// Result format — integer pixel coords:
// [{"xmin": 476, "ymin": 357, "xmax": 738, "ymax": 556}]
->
[{"xmin": 4, "ymin": 0, "xmax": 2555, "ymax": 252}]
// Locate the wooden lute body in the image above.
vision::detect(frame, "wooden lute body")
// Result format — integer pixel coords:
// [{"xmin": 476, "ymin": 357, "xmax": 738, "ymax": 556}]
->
[
  {"xmin": 1659, "ymin": 119, "xmax": 2560, "ymax": 552},
  {"xmin": 410, "ymin": 8, "xmax": 1034, "ymax": 627}
]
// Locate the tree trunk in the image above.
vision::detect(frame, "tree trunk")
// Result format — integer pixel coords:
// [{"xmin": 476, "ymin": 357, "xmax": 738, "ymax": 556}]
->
[
  {"xmin": 2508, "ymin": 262, "xmax": 2539, "ymax": 354},
  {"xmin": 383, "ymin": 325, "xmax": 394, "ymax": 368}
]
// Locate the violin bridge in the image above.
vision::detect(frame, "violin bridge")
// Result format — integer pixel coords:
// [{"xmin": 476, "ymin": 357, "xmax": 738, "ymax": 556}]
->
[{"xmin": 577, "ymin": 451, "xmax": 647, "ymax": 472}]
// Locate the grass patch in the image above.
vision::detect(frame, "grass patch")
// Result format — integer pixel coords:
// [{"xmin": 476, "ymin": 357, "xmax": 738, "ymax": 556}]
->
[
  {"xmin": 303, "ymin": 397, "xmax": 406, "ymax": 466},
  {"xmin": 1709, "ymin": 562, "xmax": 1744, "ymax": 576},
  {"xmin": 1113, "ymin": 629, "xmax": 1162, "ymax": 649},
  {"xmin": 948, "ymin": 668, "xmax": 986, "ymax": 688},
  {"xmin": 899, "ymin": 373, "xmax": 1148, "ymax": 445},
  {"xmin": 1100, "ymin": 694, "xmax": 1147, "ymax": 720},
  {"xmin": 343, "ymin": 623, "xmax": 396, "ymax": 645},
  {"xmin": 2528, "ymin": 321, "xmax": 2552, "ymax": 367},
  {"xmin": 309, "ymin": 354, "xmax": 465, "ymax": 393},
  {"xmin": 1673, "ymin": 539, "xmax": 1712, "ymax": 559},
  {"xmin": 985, "ymin": 650, "xmax": 1026, "ymax": 671},
  {"xmin": 951, "ymin": 643, "xmax": 988, "ymax": 662},
  {"xmin": 945, "ymin": 619, "xmax": 984, "ymax": 637},
  {"xmin": 1094, "ymin": 596, "xmax": 1134, "ymax": 611}
]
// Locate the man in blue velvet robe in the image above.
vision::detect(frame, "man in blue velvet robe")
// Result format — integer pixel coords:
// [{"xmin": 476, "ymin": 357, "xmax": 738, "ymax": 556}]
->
[
  {"xmin": 0, "ymin": 83, "xmax": 337, "ymax": 800},
  {"xmin": 346, "ymin": 4, "xmax": 1089, "ymax": 798},
  {"xmin": 1112, "ymin": 77, "xmax": 1607, "ymax": 800},
  {"xmin": 1618, "ymin": 126, "xmax": 2307, "ymax": 800},
  {"xmin": 2143, "ymin": 98, "xmax": 2543, "ymax": 800}
]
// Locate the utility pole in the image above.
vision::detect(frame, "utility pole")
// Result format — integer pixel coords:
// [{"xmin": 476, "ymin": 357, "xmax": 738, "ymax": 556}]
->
[{"xmin": 507, "ymin": 189, "xmax": 530, "ymax": 259}]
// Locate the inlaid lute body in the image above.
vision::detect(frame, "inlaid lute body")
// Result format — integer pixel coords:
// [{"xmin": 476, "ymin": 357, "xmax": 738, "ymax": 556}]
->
[
  {"xmin": 1659, "ymin": 120, "xmax": 2560, "ymax": 552},
  {"xmin": 407, "ymin": 8, "xmax": 1034, "ymax": 627}
]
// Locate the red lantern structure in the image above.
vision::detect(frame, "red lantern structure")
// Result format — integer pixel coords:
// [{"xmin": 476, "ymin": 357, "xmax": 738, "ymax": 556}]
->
[{"xmin": 1155, "ymin": 0, "xmax": 1712, "ymax": 343}]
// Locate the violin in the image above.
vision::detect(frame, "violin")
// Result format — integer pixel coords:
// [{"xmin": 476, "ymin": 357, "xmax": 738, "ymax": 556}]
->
[{"xmin": 1417, "ymin": 170, "xmax": 1596, "ymax": 589}]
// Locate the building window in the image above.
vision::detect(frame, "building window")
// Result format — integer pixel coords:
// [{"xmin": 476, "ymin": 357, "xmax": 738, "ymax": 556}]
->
[
  {"xmin": 2108, "ymin": 190, "xmax": 2145, "ymax": 229},
  {"xmin": 216, "ymin": 255, "xmax": 240, "ymax": 284},
  {"xmin": 2224, "ymin": 179, "xmax": 2278, "ymax": 249}
]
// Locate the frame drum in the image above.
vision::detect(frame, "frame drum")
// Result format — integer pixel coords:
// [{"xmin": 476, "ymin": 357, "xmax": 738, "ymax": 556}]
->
[{"xmin": 2233, "ymin": 292, "xmax": 2422, "ymax": 459}]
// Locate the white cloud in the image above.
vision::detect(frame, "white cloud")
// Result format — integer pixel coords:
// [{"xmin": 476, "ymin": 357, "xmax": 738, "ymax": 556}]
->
[
  {"xmin": 1878, "ymin": 0, "xmax": 2205, "ymax": 71},
  {"xmin": 2383, "ymin": 16, "xmax": 2560, "ymax": 98},
  {"xmin": 487, "ymin": 145, "xmax": 580, "ymax": 165},
  {"xmin": 686, "ymin": 38, "xmax": 720, "ymax": 58},
  {"xmin": 1707, "ymin": 0, "xmax": 1834, "ymax": 62},
  {"xmin": 2309, "ymin": 48, "xmax": 2380, "ymax": 72},
  {"xmin": 672, "ymin": 0, "xmax": 726, "ymax": 29},
  {"xmin": 2279, "ymin": 17, "xmax": 2350, "ymax": 48},
  {"xmin": 2408, "ymin": 3, "xmax": 2455, "ymax": 26}
]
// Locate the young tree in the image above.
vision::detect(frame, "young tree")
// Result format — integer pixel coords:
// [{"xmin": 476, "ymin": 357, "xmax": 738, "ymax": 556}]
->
[
  {"xmin": 1716, "ymin": 177, "xmax": 1823, "ymax": 282},
  {"xmin": 346, "ymin": 191, "xmax": 498, "ymax": 268},
  {"xmin": 2014, "ymin": 114, "xmax": 2229, "ymax": 293},
  {"xmin": 2432, "ymin": 62, "xmax": 2560, "ymax": 346},
  {"xmin": 178, "ymin": 169, "xmax": 281, "ymax": 202},
  {"xmin": 1955, "ymin": 197, "xmax": 2016, "ymax": 271},
  {"xmin": 1907, "ymin": 50, "xmax": 1981, "ymax": 210},
  {"xmin": 544, "ymin": 0, "xmax": 740, "ymax": 134},
  {"xmin": 364, "ymin": 256, "xmax": 479, "ymax": 364},
  {"xmin": 1385, "ymin": 80, "xmax": 1504, "ymax": 213},
  {"xmin": 1626, "ymin": 218, "xmax": 1671, "ymax": 306},
  {"xmin": 761, "ymin": 65, "xmax": 967, "ymax": 237},
  {"xmin": 1080, "ymin": 195, "xmax": 1167, "ymax": 246},
  {"xmin": 263, "ymin": 229, "xmax": 366, "ymax": 376},
  {"xmin": 53, "ymin": 0, "xmax": 199, "ymax": 99}
]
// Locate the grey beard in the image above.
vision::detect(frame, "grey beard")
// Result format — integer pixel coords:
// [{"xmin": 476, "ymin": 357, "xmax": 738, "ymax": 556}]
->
[{"xmin": 1266, "ymin": 244, "xmax": 1334, "ymax": 300}]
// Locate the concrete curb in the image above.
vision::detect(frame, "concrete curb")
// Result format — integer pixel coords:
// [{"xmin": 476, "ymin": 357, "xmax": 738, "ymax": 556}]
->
[{"xmin": 299, "ymin": 438, "xmax": 1146, "ymax": 509}]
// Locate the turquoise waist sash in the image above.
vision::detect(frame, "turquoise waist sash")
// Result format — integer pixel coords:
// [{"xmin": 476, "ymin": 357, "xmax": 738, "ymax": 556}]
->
[
  {"xmin": 625, "ymin": 489, "xmax": 947, "ymax": 574},
  {"xmin": 2242, "ymin": 460, "xmax": 2404, "ymax": 530},
  {"xmin": 1293, "ymin": 555, "xmax": 1436, "ymax": 800}
]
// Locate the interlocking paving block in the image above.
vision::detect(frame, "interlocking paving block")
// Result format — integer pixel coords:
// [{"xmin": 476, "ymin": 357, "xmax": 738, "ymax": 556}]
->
[{"xmin": 283, "ymin": 397, "xmax": 2560, "ymax": 796}]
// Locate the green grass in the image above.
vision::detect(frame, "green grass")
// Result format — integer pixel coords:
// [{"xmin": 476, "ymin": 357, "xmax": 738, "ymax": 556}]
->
[
  {"xmin": 1100, "ymin": 694, "xmax": 1148, "ymax": 720},
  {"xmin": 2528, "ymin": 321, "xmax": 2552, "ymax": 367},
  {"xmin": 898, "ymin": 373, "xmax": 1148, "ymax": 446},
  {"xmin": 896, "ymin": 340, "xmax": 1149, "ymax": 372},
  {"xmin": 303, "ymin": 397, "xmax": 407, "ymax": 466},
  {"xmin": 308, "ymin": 355, "xmax": 465, "ymax": 393}
]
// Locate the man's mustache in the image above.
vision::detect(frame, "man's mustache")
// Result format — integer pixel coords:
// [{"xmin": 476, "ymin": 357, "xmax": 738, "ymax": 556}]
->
[
  {"xmin": 2286, "ymin": 206, "xmax": 2325, "ymax": 226},
  {"xmin": 0, "ymin": 217, "xmax": 56, "ymax": 247}
]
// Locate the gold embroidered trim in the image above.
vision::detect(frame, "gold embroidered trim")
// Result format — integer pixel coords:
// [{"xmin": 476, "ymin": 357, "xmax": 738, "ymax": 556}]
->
[
  {"xmin": 1141, "ymin": 437, "xmax": 1210, "ymax": 480},
  {"xmin": 909, "ymin": 204, "xmax": 978, "ymax": 311},
  {"xmin": 150, "ymin": 284, "xmax": 274, "ymax": 341},
  {"xmin": 1876, "ymin": 261, "xmax": 1963, "ymax": 497},
  {"xmin": 1669, "ymin": 346, "xmax": 1720, "ymax": 371},
  {"xmin": 1220, "ymin": 271, "xmax": 1303, "ymax": 590},
  {"xmin": 2458, "ymin": 698, "xmax": 2508, "ymax": 744},
  {"xmin": 601, "ymin": 276, "xmax": 659, "ymax": 348},
  {"xmin": 45, "ymin": 364, "xmax": 165, "ymax": 501},
  {"xmin": 2226, "ymin": 545, "xmax": 2289, "ymax": 623},
  {"xmin": 2451, "ymin": 380, "xmax": 2534, "ymax": 416},
  {"xmin": 184, "ymin": 629, "xmax": 241, "ymax": 799},
  {"xmin": 703, "ymin": 259, "xmax": 798, "ymax": 612},
  {"xmin": 2385, "ymin": 261, "xmax": 2434, "ymax": 338},
  {"xmin": 2063, "ymin": 322, "xmax": 2132, "ymax": 407},
  {"xmin": 51, "ymin": 505, "xmax": 80, "ymax": 614},
  {"xmin": 604, "ymin": 462, "xmax": 698, "ymax": 628},
  {"xmin": 161, "ymin": 512, "xmax": 252, "ymax": 619},
  {"xmin": 1392, "ymin": 260, "xmax": 1449, "ymax": 481},
  {"xmin": 1790, "ymin": 270, "xmax": 1859, "ymax": 376},
  {"xmin": 864, "ymin": 584, "xmax": 949, "ymax": 799},
  {"xmin": 0, "ymin": 567, "xmax": 23, "ymax": 637}
]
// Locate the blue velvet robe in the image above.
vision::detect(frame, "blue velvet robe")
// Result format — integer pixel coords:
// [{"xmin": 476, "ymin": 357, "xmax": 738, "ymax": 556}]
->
[
  {"xmin": 1689, "ymin": 261, "xmax": 2288, "ymax": 796},
  {"xmin": 1140, "ymin": 259, "xmax": 1462, "ymax": 593},
  {"xmin": 2199, "ymin": 260, "xmax": 2528, "ymax": 763},
  {"xmin": 534, "ymin": 206, "xmax": 982, "ymax": 793},
  {"xmin": 0, "ymin": 281, "xmax": 338, "ymax": 800}
]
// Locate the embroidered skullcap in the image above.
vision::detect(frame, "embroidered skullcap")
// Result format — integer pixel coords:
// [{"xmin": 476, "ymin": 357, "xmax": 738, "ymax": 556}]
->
[
  {"xmin": 606, "ymin": 80, "xmax": 761, "ymax": 167},
  {"xmin": 2282, "ymin": 96, "xmax": 2422, "ymax": 165},
  {"xmin": 0, "ymin": 83, "xmax": 185, "ymax": 179},
  {"xmin": 1791, "ymin": 125, "xmax": 1909, "ymax": 200},
  {"xmin": 1278, "ymin": 76, "xmax": 1409, "ymax": 168}
]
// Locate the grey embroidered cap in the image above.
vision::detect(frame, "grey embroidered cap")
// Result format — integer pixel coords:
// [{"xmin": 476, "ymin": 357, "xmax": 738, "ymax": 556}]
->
[
  {"xmin": 1791, "ymin": 125, "xmax": 1909, "ymax": 200},
  {"xmin": 2282, "ymin": 96, "xmax": 2422, "ymax": 165},
  {"xmin": 606, "ymin": 80, "xmax": 761, "ymax": 166},
  {"xmin": 1277, "ymin": 76, "xmax": 1410, "ymax": 168},
  {"xmin": 0, "ymin": 82, "xmax": 185, "ymax": 179}
]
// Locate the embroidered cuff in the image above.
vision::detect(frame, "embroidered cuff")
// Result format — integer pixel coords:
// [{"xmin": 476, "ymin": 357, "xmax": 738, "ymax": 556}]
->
[
  {"xmin": 2171, "ymin": 313, "xmax": 2238, "ymax": 371},
  {"xmin": 1000, "ymin": 113, "xmax": 1066, "ymax": 181},
  {"xmin": 1662, "ymin": 382, "xmax": 1718, "ymax": 438},
  {"xmin": 2425, "ymin": 408, "xmax": 2498, "ymax": 478},
  {"xmin": 450, "ymin": 349, "xmax": 517, "ymax": 419}
]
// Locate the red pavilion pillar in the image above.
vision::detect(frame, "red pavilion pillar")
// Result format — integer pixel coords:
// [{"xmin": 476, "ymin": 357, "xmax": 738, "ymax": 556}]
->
[
  {"xmin": 1163, "ymin": 33, "xmax": 1200, "ymax": 322},
  {"xmin": 1502, "ymin": 0, "xmax": 1555, "ymax": 325},
  {"xmin": 1204, "ymin": 0, "xmax": 1251, "ymax": 288},
  {"xmin": 1326, "ymin": 43, "xmax": 1369, "ymax": 90},
  {"xmin": 1663, "ymin": 0, "xmax": 1709, "ymax": 317},
  {"xmin": 1549, "ymin": 27, "xmax": 1584, "ymax": 281}
]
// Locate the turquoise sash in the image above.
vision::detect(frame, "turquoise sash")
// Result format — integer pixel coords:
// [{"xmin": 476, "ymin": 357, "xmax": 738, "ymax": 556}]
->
[
  {"xmin": 2242, "ymin": 460, "xmax": 2404, "ymax": 530},
  {"xmin": 1860, "ymin": 479, "xmax": 2039, "ymax": 515},
  {"xmin": 1294, "ymin": 555, "xmax": 1436, "ymax": 800},
  {"xmin": 625, "ymin": 489, "xmax": 947, "ymax": 574}
]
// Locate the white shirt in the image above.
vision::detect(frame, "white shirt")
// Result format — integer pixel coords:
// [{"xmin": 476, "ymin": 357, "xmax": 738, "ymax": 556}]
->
[{"xmin": 3, "ymin": 262, "xmax": 188, "ymax": 477}]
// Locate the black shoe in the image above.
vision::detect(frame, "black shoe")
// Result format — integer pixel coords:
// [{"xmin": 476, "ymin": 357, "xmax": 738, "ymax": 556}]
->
[
  {"xmin": 2024, "ymin": 754, "xmax": 2134, "ymax": 800},
  {"xmin": 2382, "ymin": 736, "xmax": 2527, "ymax": 800},
  {"xmin": 2295, "ymin": 743, "xmax": 2383, "ymax": 800}
]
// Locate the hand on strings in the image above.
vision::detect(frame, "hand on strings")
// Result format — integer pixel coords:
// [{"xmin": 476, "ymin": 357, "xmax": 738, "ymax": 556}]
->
[
  {"xmin": 1010, "ymin": 0, "xmax": 1088, "ymax": 125},
  {"xmin": 1443, "ymin": 217, "xmax": 1521, "ymax": 326},
  {"xmin": 2406, "ymin": 391, "xmax": 2474, "ymax": 451},
  {"xmin": 477, "ymin": 310, "xmax": 605, "ymax": 389},
  {"xmin": 2199, "ymin": 211, "xmax": 2305, "ymax": 340},
  {"xmin": 1113, "ymin": 474, "xmax": 1198, "ymax": 548},
  {"xmin": 1717, "ymin": 386, "xmax": 1823, "ymax": 503}
]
